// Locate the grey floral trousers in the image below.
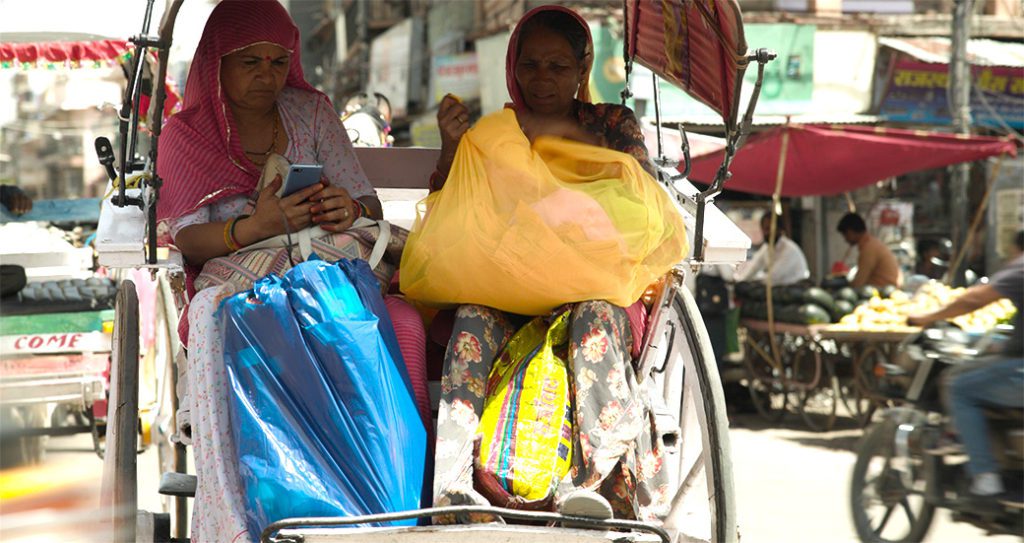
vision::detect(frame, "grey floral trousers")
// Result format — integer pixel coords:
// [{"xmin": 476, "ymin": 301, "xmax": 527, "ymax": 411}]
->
[{"xmin": 433, "ymin": 301, "xmax": 670, "ymax": 521}]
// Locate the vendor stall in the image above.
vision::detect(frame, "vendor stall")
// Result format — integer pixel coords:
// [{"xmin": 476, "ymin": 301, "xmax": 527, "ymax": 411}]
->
[
  {"xmin": 692, "ymin": 123, "xmax": 1019, "ymax": 431},
  {"xmin": 735, "ymin": 278, "xmax": 1015, "ymax": 431}
]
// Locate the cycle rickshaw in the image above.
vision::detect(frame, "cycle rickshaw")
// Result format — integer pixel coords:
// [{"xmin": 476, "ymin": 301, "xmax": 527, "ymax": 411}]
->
[{"xmin": 94, "ymin": 1, "xmax": 776, "ymax": 541}]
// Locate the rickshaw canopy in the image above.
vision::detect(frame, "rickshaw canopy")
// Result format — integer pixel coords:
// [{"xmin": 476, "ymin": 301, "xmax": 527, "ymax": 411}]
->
[
  {"xmin": 685, "ymin": 124, "xmax": 1020, "ymax": 197},
  {"xmin": 625, "ymin": 0, "xmax": 747, "ymax": 133}
]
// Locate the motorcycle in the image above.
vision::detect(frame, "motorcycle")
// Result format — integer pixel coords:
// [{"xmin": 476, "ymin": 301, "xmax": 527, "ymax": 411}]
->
[{"xmin": 849, "ymin": 324, "xmax": 1023, "ymax": 542}]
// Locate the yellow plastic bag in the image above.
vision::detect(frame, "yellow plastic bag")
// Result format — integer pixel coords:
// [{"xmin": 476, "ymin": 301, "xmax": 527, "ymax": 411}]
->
[
  {"xmin": 399, "ymin": 109, "xmax": 688, "ymax": 315},
  {"xmin": 475, "ymin": 310, "xmax": 573, "ymax": 505}
]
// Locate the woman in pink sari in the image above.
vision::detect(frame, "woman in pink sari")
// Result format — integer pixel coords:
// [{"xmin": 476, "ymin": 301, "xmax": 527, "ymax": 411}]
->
[{"xmin": 156, "ymin": 2, "xmax": 428, "ymax": 540}]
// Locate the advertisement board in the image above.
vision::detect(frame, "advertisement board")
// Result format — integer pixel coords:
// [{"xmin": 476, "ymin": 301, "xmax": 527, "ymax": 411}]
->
[
  {"xmin": 878, "ymin": 59, "xmax": 1024, "ymax": 129},
  {"xmin": 431, "ymin": 53, "xmax": 479, "ymax": 104}
]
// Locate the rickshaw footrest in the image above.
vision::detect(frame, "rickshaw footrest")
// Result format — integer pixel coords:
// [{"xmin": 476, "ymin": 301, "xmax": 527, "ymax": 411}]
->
[{"xmin": 158, "ymin": 472, "xmax": 197, "ymax": 497}]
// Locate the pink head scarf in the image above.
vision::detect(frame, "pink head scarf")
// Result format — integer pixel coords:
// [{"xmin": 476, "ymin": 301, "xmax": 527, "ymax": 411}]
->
[
  {"xmin": 505, "ymin": 5, "xmax": 594, "ymax": 109},
  {"xmin": 156, "ymin": 0, "xmax": 321, "ymax": 223}
]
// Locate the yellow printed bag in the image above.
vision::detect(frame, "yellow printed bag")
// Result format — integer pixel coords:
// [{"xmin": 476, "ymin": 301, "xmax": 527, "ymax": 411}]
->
[
  {"xmin": 399, "ymin": 109, "xmax": 688, "ymax": 315},
  {"xmin": 474, "ymin": 310, "xmax": 573, "ymax": 508}
]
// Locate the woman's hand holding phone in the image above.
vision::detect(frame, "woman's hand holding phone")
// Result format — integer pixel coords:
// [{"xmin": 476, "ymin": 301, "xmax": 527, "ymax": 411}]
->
[
  {"xmin": 236, "ymin": 175, "xmax": 324, "ymax": 242},
  {"xmin": 310, "ymin": 182, "xmax": 358, "ymax": 232},
  {"xmin": 234, "ymin": 175, "xmax": 358, "ymax": 244}
]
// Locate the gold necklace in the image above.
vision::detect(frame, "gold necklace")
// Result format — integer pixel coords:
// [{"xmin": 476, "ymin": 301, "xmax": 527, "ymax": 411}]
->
[{"xmin": 244, "ymin": 107, "xmax": 279, "ymax": 160}]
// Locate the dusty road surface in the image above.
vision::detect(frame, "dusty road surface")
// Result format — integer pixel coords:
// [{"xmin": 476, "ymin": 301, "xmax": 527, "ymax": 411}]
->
[
  {"xmin": 728, "ymin": 412, "xmax": 1020, "ymax": 543},
  {"xmin": 3, "ymin": 406, "xmax": 1018, "ymax": 542}
]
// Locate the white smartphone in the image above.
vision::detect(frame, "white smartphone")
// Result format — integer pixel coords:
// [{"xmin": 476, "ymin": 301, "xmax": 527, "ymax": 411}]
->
[{"xmin": 281, "ymin": 164, "xmax": 324, "ymax": 197}]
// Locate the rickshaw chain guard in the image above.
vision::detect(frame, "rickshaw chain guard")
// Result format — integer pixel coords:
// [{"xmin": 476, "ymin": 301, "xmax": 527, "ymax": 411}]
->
[{"xmin": 261, "ymin": 506, "xmax": 671, "ymax": 543}]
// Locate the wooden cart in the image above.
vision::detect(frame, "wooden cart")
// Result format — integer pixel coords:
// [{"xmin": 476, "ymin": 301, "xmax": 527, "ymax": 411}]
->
[{"xmin": 740, "ymin": 318, "xmax": 919, "ymax": 431}]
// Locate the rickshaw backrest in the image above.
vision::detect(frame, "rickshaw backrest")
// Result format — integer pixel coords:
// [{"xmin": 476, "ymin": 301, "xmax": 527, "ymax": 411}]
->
[{"xmin": 354, "ymin": 147, "xmax": 439, "ymax": 190}]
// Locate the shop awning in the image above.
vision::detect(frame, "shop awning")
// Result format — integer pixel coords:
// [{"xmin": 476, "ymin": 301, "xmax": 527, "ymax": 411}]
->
[
  {"xmin": 0, "ymin": 38, "xmax": 131, "ymax": 69},
  {"xmin": 878, "ymin": 37, "xmax": 1024, "ymax": 67},
  {"xmin": 686, "ymin": 124, "xmax": 1019, "ymax": 197},
  {"xmin": 876, "ymin": 37, "xmax": 1024, "ymax": 130}
]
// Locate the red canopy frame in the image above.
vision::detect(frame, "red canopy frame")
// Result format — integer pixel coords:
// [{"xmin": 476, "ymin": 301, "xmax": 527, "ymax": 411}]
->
[{"xmin": 686, "ymin": 124, "xmax": 1019, "ymax": 197}]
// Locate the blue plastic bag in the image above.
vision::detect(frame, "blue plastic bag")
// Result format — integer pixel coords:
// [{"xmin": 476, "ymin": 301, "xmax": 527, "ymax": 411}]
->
[
  {"xmin": 220, "ymin": 259, "xmax": 426, "ymax": 538},
  {"xmin": 336, "ymin": 258, "xmax": 410, "ymax": 397}
]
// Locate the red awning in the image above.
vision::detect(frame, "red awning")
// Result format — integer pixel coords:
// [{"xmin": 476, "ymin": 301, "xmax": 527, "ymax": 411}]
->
[
  {"xmin": 0, "ymin": 39, "xmax": 130, "ymax": 68},
  {"xmin": 686, "ymin": 124, "xmax": 1019, "ymax": 197},
  {"xmin": 625, "ymin": 0, "xmax": 747, "ymax": 131}
]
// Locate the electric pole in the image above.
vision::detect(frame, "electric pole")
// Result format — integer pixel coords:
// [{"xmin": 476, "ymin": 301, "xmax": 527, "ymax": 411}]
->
[{"xmin": 948, "ymin": 0, "xmax": 973, "ymax": 286}]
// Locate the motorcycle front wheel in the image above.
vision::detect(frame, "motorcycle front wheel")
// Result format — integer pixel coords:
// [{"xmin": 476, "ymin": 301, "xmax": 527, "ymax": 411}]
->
[{"xmin": 849, "ymin": 418, "xmax": 936, "ymax": 542}]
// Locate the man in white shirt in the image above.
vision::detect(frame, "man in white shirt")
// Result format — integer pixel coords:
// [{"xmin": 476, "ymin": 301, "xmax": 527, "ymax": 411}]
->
[{"xmin": 736, "ymin": 211, "xmax": 810, "ymax": 286}]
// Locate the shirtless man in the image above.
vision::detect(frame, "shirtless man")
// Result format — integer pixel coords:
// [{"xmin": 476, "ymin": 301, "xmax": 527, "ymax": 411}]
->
[{"xmin": 837, "ymin": 212, "xmax": 901, "ymax": 288}]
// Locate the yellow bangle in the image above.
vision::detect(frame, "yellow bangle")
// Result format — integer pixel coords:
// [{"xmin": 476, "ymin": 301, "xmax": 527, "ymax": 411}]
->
[{"xmin": 224, "ymin": 217, "xmax": 241, "ymax": 252}]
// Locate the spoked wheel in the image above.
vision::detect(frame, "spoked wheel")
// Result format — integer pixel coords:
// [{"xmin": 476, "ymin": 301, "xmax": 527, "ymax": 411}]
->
[
  {"xmin": 106, "ymin": 280, "xmax": 140, "ymax": 542},
  {"xmin": 850, "ymin": 418, "xmax": 936, "ymax": 542},
  {"xmin": 843, "ymin": 384, "xmax": 878, "ymax": 428},
  {"xmin": 828, "ymin": 348, "xmax": 871, "ymax": 424},
  {"xmin": 647, "ymin": 283, "xmax": 736, "ymax": 543},
  {"xmin": 852, "ymin": 347, "xmax": 888, "ymax": 427},
  {"xmin": 742, "ymin": 338, "xmax": 788, "ymax": 423},
  {"xmin": 792, "ymin": 350, "xmax": 838, "ymax": 432}
]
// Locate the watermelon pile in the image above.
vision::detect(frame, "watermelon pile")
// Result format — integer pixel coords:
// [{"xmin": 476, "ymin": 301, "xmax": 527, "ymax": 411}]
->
[{"xmin": 735, "ymin": 281, "xmax": 883, "ymax": 326}]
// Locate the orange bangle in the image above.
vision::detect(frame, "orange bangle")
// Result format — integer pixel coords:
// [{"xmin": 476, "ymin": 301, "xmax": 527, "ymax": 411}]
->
[{"xmin": 224, "ymin": 217, "xmax": 241, "ymax": 252}]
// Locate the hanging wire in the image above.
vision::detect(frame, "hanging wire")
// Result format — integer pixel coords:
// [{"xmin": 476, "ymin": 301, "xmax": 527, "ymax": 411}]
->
[
  {"xmin": 619, "ymin": 0, "xmax": 633, "ymax": 105},
  {"xmin": 971, "ymin": 82, "xmax": 1024, "ymax": 140}
]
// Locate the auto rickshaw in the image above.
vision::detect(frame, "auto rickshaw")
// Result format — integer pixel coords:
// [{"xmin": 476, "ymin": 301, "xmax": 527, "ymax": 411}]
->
[{"xmin": 94, "ymin": 1, "xmax": 776, "ymax": 541}]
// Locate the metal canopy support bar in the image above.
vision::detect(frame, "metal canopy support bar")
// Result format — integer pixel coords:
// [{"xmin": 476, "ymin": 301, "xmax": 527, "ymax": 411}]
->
[
  {"xmin": 692, "ymin": 48, "xmax": 776, "ymax": 263},
  {"xmin": 103, "ymin": 0, "xmax": 180, "ymax": 265}
]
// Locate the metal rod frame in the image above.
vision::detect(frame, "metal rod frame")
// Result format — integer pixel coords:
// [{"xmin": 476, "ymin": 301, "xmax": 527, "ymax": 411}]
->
[
  {"xmin": 108, "ymin": 0, "xmax": 178, "ymax": 266},
  {"xmin": 692, "ymin": 49, "xmax": 776, "ymax": 263},
  {"xmin": 262, "ymin": 506, "xmax": 672, "ymax": 543}
]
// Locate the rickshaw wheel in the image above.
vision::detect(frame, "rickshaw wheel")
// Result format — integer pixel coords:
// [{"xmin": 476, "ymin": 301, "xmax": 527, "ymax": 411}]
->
[
  {"xmin": 850, "ymin": 419, "xmax": 935, "ymax": 543},
  {"xmin": 655, "ymin": 286, "xmax": 737, "ymax": 543},
  {"xmin": 108, "ymin": 280, "xmax": 140, "ymax": 542}
]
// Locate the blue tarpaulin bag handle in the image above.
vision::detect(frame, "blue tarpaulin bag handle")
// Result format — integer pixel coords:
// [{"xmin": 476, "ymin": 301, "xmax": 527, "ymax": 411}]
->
[
  {"xmin": 336, "ymin": 258, "xmax": 414, "ymax": 400},
  {"xmin": 220, "ymin": 258, "xmax": 426, "ymax": 538}
]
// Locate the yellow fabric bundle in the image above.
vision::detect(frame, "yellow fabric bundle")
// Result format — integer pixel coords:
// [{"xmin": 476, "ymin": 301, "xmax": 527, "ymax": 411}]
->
[{"xmin": 399, "ymin": 108, "xmax": 688, "ymax": 315}]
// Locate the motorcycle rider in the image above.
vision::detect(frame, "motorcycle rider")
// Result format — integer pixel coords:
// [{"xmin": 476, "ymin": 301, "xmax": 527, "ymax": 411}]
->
[{"xmin": 908, "ymin": 230, "xmax": 1024, "ymax": 505}]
